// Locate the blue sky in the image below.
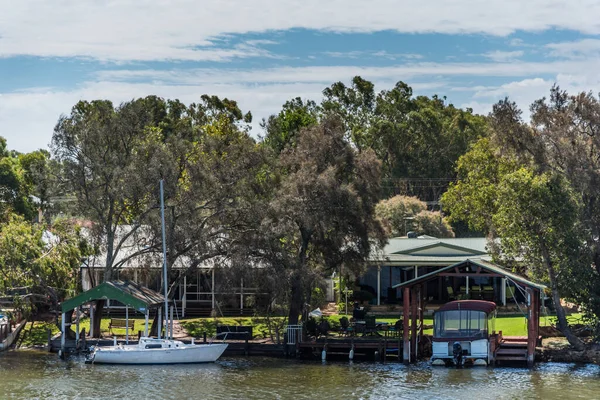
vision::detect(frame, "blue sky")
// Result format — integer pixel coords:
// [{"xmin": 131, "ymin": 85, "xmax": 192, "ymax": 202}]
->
[{"xmin": 2, "ymin": 1, "xmax": 600, "ymax": 152}]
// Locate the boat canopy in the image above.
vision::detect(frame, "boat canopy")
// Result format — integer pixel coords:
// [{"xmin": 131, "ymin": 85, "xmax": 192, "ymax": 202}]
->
[
  {"xmin": 437, "ymin": 300, "xmax": 496, "ymax": 314},
  {"xmin": 61, "ymin": 280, "xmax": 165, "ymax": 313}
]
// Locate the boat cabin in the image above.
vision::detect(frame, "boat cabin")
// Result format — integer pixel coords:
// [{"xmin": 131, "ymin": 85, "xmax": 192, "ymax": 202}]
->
[{"xmin": 432, "ymin": 300, "xmax": 496, "ymax": 366}]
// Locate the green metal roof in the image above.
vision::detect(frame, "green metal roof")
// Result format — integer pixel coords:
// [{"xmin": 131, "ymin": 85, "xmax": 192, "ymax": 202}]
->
[
  {"xmin": 392, "ymin": 259, "xmax": 546, "ymax": 291},
  {"xmin": 61, "ymin": 280, "xmax": 164, "ymax": 313}
]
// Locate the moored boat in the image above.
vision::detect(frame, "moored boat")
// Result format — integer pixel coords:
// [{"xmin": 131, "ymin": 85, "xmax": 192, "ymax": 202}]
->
[
  {"xmin": 431, "ymin": 300, "xmax": 497, "ymax": 367},
  {"xmin": 87, "ymin": 337, "xmax": 228, "ymax": 364}
]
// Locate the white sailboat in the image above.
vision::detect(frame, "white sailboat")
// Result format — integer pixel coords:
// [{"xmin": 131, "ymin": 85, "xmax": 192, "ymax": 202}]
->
[{"xmin": 87, "ymin": 180, "xmax": 228, "ymax": 364}]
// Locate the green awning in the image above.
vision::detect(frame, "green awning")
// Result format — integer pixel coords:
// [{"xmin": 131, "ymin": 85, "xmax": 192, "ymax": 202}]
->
[{"xmin": 61, "ymin": 280, "xmax": 164, "ymax": 313}]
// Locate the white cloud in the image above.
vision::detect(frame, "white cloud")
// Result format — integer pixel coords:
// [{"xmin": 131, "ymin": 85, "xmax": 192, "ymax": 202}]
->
[
  {"xmin": 4, "ymin": 55, "xmax": 600, "ymax": 153},
  {"xmin": 2, "ymin": 0, "xmax": 600, "ymax": 61},
  {"xmin": 482, "ymin": 50, "xmax": 524, "ymax": 62},
  {"xmin": 94, "ymin": 59, "xmax": 595, "ymax": 85},
  {"xmin": 546, "ymin": 38, "xmax": 600, "ymax": 59},
  {"xmin": 324, "ymin": 51, "xmax": 423, "ymax": 60}
]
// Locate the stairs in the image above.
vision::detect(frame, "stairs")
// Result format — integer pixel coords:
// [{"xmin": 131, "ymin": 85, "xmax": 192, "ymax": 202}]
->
[
  {"xmin": 322, "ymin": 302, "xmax": 339, "ymax": 316},
  {"xmin": 495, "ymin": 337, "xmax": 528, "ymax": 363}
]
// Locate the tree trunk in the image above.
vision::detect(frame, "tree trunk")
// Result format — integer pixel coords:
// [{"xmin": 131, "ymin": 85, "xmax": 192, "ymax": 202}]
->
[
  {"xmin": 549, "ymin": 286, "xmax": 584, "ymax": 350},
  {"xmin": 91, "ymin": 299, "xmax": 105, "ymax": 338},
  {"xmin": 287, "ymin": 276, "xmax": 304, "ymax": 325},
  {"xmin": 288, "ymin": 228, "xmax": 311, "ymax": 325},
  {"xmin": 542, "ymin": 244, "xmax": 585, "ymax": 350}
]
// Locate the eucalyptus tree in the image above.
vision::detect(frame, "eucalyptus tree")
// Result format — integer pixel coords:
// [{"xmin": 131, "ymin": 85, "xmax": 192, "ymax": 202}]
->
[
  {"xmin": 261, "ymin": 97, "xmax": 320, "ymax": 154},
  {"xmin": 253, "ymin": 117, "xmax": 387, "ymax": 324},
  {"xmin": 442, "ymin": 89, "xmax": 600, "ymax": 347}
]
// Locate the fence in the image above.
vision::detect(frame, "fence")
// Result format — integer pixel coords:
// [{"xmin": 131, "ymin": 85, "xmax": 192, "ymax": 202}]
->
[{"xmin": 286, "ymin": 324, "xmax": 303, "ymax": 345}]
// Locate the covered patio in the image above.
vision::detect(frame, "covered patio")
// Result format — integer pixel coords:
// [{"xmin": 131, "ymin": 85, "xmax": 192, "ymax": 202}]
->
[
  {"xmin": 393, "ymin": 259, "xmax": 545, "ymax": 367},
  {"xmin": 59, "ymin": 280, "xmax": 165, "ymax": 352}
]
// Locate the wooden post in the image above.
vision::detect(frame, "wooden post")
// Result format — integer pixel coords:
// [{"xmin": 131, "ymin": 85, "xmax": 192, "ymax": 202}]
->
[
  {"xmin": 410, "ymin": 287, "xmax": 417, "ymax": 362},
  {"xmin": 89, "ymin": 304, "xmax": 94, "ymax": 338},
  {"xmin": 418, "ymin": 285, "xmax": 424, "ymax": 358},
  {"xmin": 60, "ymin": 312, "xmax": 66, "ymax": 353},
  {"xmin": 526, "ymin": 287, "xmax": 536, "ymax": 367},
  {"xmin": 158, "ymin": 307, "xmax": 162, "ymax": 340},
  {"xmin": 75, "ymin": 307, "xmax": 80, "ymax": 345},
  {"xmin": 211, "ymin": 268, "xmax": 215, "ymax": 312},
  {"xmin": 403, "ymin": 287, "xmax": 410, "ymax": 364},
  {"xmin": 126, "ymin": 305, "xmax": 130, "ymax": 344},
  {"xmin": 144, "ymin": 310, "xmax": 149, "ymax": 337},
  {"xmin": 183, "ymin": 274, "xmax": 187, "ymax": 318},
  {"xmin": 377, "ymin": 265, "xmax": 381, "ymax": 306}
]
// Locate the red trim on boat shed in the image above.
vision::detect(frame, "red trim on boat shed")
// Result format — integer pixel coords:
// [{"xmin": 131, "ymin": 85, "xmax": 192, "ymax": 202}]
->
[{"xmin": 437, "ymin": 300, "xmax": 497, "ymax": 314}]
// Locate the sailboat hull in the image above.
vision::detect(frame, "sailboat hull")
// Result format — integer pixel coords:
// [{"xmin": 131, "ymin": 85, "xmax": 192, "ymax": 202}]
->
[{"xmin": 89, "ymin": 341, "xmax": 228, "ymax": 365}]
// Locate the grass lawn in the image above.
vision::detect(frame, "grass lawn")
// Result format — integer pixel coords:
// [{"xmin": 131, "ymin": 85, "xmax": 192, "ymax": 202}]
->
[
  {"xmin": 18, "ymin": 317, "xmax": 149, "ymax": 347},
  {"xmin": 18, "ymin": 312, "xmax": 580, "ymax": 347}
]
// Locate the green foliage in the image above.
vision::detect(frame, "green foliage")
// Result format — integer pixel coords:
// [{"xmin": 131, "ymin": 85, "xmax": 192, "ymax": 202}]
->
[
  {"xmin": 311, "ymin": 286, "xmax": 327, "ymax": 309},
  {"xmin": 376, "ymin": 195, "xmax": 454, "ymax": 237},
  {"xmin": 0, "ymin": 215, "xmax": 88, "ymax": 313},
  {"xmin": 252, "ymin": 117, "xmax": 387, "ymax": 324},
  {"xmin": 262, "ymin": 97, "xmax": 319, "ymax": 154}
]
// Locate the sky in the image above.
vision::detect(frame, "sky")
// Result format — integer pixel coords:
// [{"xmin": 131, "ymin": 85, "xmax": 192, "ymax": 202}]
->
[{"xmin": 2, "ymin": 1, "xmax": 600, "ymax": 153}]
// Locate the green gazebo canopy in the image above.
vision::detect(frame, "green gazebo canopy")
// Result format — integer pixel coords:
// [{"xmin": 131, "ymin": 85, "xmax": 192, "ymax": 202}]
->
[{"xmin": 61, "ymin": 280, "xmax": 164, "ymax": 313}]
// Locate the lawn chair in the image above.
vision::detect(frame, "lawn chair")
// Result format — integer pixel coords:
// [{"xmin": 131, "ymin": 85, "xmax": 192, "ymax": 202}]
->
[
  {"xmin": 317, "ymin": 319, "xmax": 331, "ymax": 338},
  {"xmin": 364, "ymin": 316, "xmax": 378, "ymax": 336},
  {"xmin": 339, "ymin": 316, "xmax": 353, "ymax": 337},
  {"xmin": 387, "ymin": 319, "xmax": 403, "ymax": 338},
  {"xmin": 446, "ymin": 286, "xmax": 456, "ymax": 301}
]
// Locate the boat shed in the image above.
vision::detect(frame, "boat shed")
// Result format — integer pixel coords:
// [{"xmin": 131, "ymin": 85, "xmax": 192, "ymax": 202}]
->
[
  {"xmin": 393, "ymin": 259, "xmax": 546, "ymax": 367},
  {"xmin": 60, "ymin": 280, "xmax": 165, "ymax": 351}
]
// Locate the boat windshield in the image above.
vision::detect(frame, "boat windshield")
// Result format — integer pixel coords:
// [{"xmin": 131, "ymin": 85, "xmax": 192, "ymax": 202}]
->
[{"xmin": 434, "ymin": 310, "xmax": 488, "ymax": 339}]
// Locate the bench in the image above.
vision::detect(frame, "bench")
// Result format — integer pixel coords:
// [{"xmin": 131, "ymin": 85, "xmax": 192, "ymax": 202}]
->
[{"xmin": 109, "ymin": 319, "xmax": 135, "ymax": 335}]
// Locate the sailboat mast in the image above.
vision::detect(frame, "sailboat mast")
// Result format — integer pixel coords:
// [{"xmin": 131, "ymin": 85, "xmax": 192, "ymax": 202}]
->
[{"xmin": 160, "ymin": 179, "xmax": 169, "ymax": 339}]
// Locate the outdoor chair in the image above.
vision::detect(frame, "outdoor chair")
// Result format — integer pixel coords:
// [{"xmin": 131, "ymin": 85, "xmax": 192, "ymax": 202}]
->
[
  {"xmin": 317, "ymin": 320, "xmax": 331, "ymax": 338},
  {"xmin": 506, "ymin": 284, "xmax": 517, "ymax": 304},
  {"xmin": 339, "ymin": 316, "xmax": 353, "ymax": 336},
  {"xmin": 387, "ymin": 319, "xmax": 403, "ymax": 338},
  {"xmin": 446, "ymin": 286, "xmax": 456, "ymax": 301},
  {"xmin": 364, "ymin": 316, "xmax": 378, "ymax": 336},
  {"xmin": 483, "ymin": 285, "xmax": 494, "ymax": 301},
  {"xmin": 471, "ymin": 285, "xmax": 482, "ymax": 299}
]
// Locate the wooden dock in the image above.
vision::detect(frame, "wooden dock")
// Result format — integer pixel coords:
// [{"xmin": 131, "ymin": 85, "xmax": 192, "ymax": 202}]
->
[
  {"xmin": 298, "ymin": 336, "xmax": 405, "ymax": 362},
  {"xmin": 0, "ymin": 320, "xmax": 26, "ymax": 351}
]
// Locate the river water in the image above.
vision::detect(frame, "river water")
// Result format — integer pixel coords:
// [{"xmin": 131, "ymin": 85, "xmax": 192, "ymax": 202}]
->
[{"xmin": 2, "ymin": 351, "xmax": 600, "ymax": 399}]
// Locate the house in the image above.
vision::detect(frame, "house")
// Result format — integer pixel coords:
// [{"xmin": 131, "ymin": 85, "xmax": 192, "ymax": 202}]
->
[{"xmin": 356, "ymin": 236, "xmax": 517, "ymax": 307}]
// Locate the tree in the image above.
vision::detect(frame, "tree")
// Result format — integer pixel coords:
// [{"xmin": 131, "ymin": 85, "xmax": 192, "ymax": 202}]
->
[
  {"xmin": 375, "ymin": 195, "xmax": 454, "ymax": 237},
  {"xmin": 493, "ymin": 169, "xmax": 586, "ymax": 350},
  {"xmin": 442, "ymin": 97, "xmax": 595, "ymax": 348},
  {"xmin": 485, "ymin": 88, "xmax": 600, "ymax": 327},
  {"xmin": 254, "ymin": 117, "xmax": 387, "ymax": 324},
  {"xmin": 0, "ymin": 139, "xmax": 36, "ymax": 219},
  {"xmin": 261, "ymin": 97, "xmax": 320, "ymax": 154},
  {"xmin": 53, "ymin": 95, "xmax": 267, "ymax": 336},
  {"xmin": 0, "ymin": 215, "xmax": 88, "ymax": 317}
]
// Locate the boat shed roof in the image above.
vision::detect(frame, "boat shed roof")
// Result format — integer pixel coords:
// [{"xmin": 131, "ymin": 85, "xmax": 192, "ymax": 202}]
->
[
  {"xmin": 61, "ymin": 280, "xmax": 164, "ymax": 313},
  {"xmin": 392, "ymin": 258, "xmax": 546, "ymax": 291},
  {"xmin": 437, "ymin": 300, "xmax": 497, "ymax": 314}
]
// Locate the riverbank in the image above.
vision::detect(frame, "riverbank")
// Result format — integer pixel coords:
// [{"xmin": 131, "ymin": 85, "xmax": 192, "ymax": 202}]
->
[{"xmin": 538, "ymin": 337, "xmax": 600, "ymax": 364}]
